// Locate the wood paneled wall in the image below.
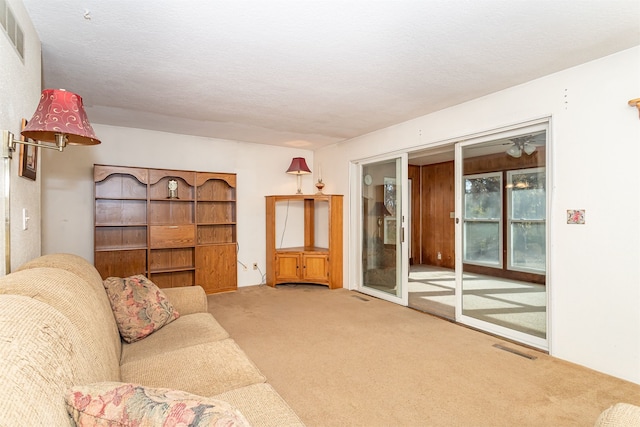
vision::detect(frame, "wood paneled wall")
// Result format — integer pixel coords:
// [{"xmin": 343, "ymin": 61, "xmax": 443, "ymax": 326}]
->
[{"xmin": 419, "ymin": 162, "xmax": 455, "ymax": 268}]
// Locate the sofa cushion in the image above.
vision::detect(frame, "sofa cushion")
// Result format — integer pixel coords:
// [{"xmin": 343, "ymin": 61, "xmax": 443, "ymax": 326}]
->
[
  {"xmin": 121, "ymin": 312, "xmax": 229, "ymax": 364},
  {"xmin": 66, "ymin": 382, "xmax": 251, "ymax": 426},
  {"xmin": 103, "ymin": 275, "xmax": 180, "ymax": 343},
  {"xmin": 121, "ymin": 338, "xmax": 266, "ymax": 396},
  {"xmin": 0, "ymin": 295, "xmax": 102, "ymax": 427},
  {"xmin": 214, "ymin": 383, "xmax": 305, "ymax": 427}
]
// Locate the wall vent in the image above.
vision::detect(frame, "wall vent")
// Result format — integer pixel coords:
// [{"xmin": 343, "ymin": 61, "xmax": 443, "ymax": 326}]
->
[{"xmin": 0, "ymin": 0, "xmax": 25, "ymax": 61}]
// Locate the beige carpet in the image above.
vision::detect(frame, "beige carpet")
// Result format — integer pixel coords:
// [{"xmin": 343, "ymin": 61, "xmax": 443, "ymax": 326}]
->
[{"xmin": 208, "ymin": 284, "xmax": 640, "ymax": 427}]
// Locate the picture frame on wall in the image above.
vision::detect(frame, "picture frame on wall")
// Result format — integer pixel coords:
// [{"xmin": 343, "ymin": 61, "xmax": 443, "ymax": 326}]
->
[{"xmin": 18, "ymin": 118, "xmax": 37, "ymax": 181}]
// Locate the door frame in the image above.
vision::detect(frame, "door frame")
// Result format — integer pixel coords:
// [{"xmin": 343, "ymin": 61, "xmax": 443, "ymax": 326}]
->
[
  {"xmin": 350, "ymin": 152, "xmax": 409, "ymax": 306},
  {"xmin": 454, "ymin": 119, "xmax": 551, "ymax": 351}
]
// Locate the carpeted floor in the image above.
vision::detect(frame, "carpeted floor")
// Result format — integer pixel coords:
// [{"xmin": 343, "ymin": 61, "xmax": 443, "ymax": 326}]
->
[{"xmin": 208, "ymin": 284, "xmax": 640, "ymax": 427}]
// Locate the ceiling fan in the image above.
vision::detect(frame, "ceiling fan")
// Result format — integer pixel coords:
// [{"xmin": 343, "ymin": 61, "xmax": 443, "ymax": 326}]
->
[{"xmin": 505, "ymin": 134, "xmax": 544, "ymax": 158}]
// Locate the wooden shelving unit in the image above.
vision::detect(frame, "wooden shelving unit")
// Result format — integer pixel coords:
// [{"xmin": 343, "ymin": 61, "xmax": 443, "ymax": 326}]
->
[
  {"xmin": 94, "ymin": 165, "xmax": 237, "ymax": 294},
  {"xmin": 265, "ymin": 194, "xmax": 343, "ymax": 289}
]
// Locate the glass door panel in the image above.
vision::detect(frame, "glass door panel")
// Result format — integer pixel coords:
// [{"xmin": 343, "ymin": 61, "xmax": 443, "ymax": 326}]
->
[
  {"xmin": 359, "ymin": 155, "xmax": 408, "ymax": 305},
  {"xmin": 456, "ymin": 126, "xmax": 548, "ymax": 350}
]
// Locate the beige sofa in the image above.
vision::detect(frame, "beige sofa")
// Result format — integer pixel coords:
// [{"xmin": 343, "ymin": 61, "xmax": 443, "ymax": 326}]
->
[
  {"xmin": 596, "ymin": 403, "xmax": 640, "ymax": 426},
  {"xmin": 0, "ymin": 253, "xmax": 303, "ymax": 426}
]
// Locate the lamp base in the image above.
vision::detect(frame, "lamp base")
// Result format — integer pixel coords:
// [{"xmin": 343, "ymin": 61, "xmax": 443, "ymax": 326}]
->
[{"xmin": 315, "ymin": 179, "xmax": 325, "ymax": 194}]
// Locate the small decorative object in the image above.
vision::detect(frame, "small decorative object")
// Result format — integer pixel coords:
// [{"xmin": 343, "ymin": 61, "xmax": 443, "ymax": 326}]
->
[
  {"xmin": 18, "ymin": 118, "xmax": 37, "ymax": 181},
  {"xmin": 167, "ymin": 179, "xmax": 178, "ymax": 199},
  {"xmin": 567, "ymin": 209, "xmax": 585, "ymax": 224},
  {"xmin": 315, "ymin": 179, "xmax": 325, "ymax": 194}
]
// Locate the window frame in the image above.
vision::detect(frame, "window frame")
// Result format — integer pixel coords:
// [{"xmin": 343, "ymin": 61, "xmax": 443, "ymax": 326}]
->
[
  {"xmin": 506, "ymin": 167, "xmax": 546, "ymax": 274},
  {"xmin": 462, "ymin": 171, "xmax": 503, "ymax": 268}
]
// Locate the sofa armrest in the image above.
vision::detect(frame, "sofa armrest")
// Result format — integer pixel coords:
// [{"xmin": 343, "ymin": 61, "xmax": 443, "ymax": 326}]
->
[
  {"xmin": 596, "ymin": 403, "xmax": 640, "ymax": 426},
  {"xmin": 162, "ymin": 286, "xmax": 208, "ymax": 315}
]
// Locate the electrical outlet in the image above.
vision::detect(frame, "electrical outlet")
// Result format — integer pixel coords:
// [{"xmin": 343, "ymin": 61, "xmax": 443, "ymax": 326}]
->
[{"xmin": 252, "ymin": 262, "xmax": 258, "ymax": 270}]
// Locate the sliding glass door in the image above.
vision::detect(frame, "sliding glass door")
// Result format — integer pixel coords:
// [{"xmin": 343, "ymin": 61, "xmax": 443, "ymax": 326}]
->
[
  {"xmin": 358, "ymin": 154, "xmax": 409, "ymax": 305},
  {"xmin": 455, "ymin": 123, "xmax": 549, "ymax": 350}
]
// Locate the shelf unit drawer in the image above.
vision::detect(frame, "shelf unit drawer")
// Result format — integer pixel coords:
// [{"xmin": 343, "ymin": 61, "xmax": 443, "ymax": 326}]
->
[{"xmin": 150, "ymin": 225, "xmax": 195, "ymax": 248}]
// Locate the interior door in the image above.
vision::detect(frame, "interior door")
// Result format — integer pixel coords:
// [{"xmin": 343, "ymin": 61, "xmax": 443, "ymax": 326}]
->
[
  {"xmin": 454, "ymin": 122, "xmax": 549, "ymax": 350},
  {"xmin": 358, "ymin": 154, "xmax": 409, "ymax": 305}
]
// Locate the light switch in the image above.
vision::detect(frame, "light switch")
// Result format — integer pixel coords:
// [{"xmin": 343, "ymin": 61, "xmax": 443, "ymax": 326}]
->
[{"xmin": 22, "ymin": 208, "xmax": 29, "ymax": 230}]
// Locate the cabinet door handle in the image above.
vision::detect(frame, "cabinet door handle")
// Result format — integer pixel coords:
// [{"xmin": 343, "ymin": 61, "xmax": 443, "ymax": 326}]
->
[{"xmin": 167, "ymin": 226, "xmax": 178, "ymax": 229}]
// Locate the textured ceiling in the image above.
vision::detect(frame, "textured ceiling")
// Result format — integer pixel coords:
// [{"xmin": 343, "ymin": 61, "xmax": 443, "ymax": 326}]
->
[{"xmin": 22, "ymin": 1, "xmax": 640, "ymax": 150}]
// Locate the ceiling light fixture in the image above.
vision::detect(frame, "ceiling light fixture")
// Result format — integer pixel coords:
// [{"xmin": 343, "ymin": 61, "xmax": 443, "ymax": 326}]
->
[{"xmin": 506, "ymin": 138, "xmax": 537, "ymax": 158}]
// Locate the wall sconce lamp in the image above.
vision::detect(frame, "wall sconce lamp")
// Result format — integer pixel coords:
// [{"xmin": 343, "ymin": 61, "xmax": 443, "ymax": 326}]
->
[
  {"xmin": 629, "ymin": 98, "xmax": 640, "ymax": 119},
  {"xmin": 1, "ymin": 88, "xmax": 100, "ymax": 274},
  {"xmin": 286, "ymin": 157, "xmax": 311, "ymax": 194},
  {"xmin": 2, "ymin": 88, "xmax": 101, "ymax": 160}
]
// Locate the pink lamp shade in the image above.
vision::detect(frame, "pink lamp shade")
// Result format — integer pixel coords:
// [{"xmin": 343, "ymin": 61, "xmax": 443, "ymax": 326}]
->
[
  {"xmin": 21, "ymin": 89, "xmax": 101, "ymax": 145},
  {"xmin": 286, "ymin": 157, "xmax": 311, "ymax": 175}
]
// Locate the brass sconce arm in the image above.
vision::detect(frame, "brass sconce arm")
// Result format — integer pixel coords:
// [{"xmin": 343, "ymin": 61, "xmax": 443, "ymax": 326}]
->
[{"xmin": 2, "ymin": 130, "xmax": 68, "ymax": 159}]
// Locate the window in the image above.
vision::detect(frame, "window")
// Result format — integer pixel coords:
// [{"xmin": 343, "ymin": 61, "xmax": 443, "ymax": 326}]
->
[
  {"xmin": 507, "ymin": 168, "xmax": 546, "ymax": 273},
  {"xmin": 463, "ymin": 172, "xmax": 502, "ymax": 267},
  {"xmin": 463, "ymin": 168, "xmax": 546, "ymax": 274}
]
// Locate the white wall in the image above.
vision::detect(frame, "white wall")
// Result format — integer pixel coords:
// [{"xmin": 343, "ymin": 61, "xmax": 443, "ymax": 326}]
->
[
  {"xmin": 315, "ymin": 46, "xmax": 640, "ymax": 383},
  {"xmin": 41, "ymin": 124, "xmax": 314, "ymax": 286},
  {"xmin": 0, "ymin": 0, "xmax": 42, "ymax": 273}
]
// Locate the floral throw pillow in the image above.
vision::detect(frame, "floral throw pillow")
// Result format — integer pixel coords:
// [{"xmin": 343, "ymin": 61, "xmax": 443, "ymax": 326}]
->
[
  {"xmin": 66, "ymin": 382, "xmax": 251, "ymax": 427},
  {"xmin": 103, "ymin": 275, "xmax": 179, "ymax": 343}
]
